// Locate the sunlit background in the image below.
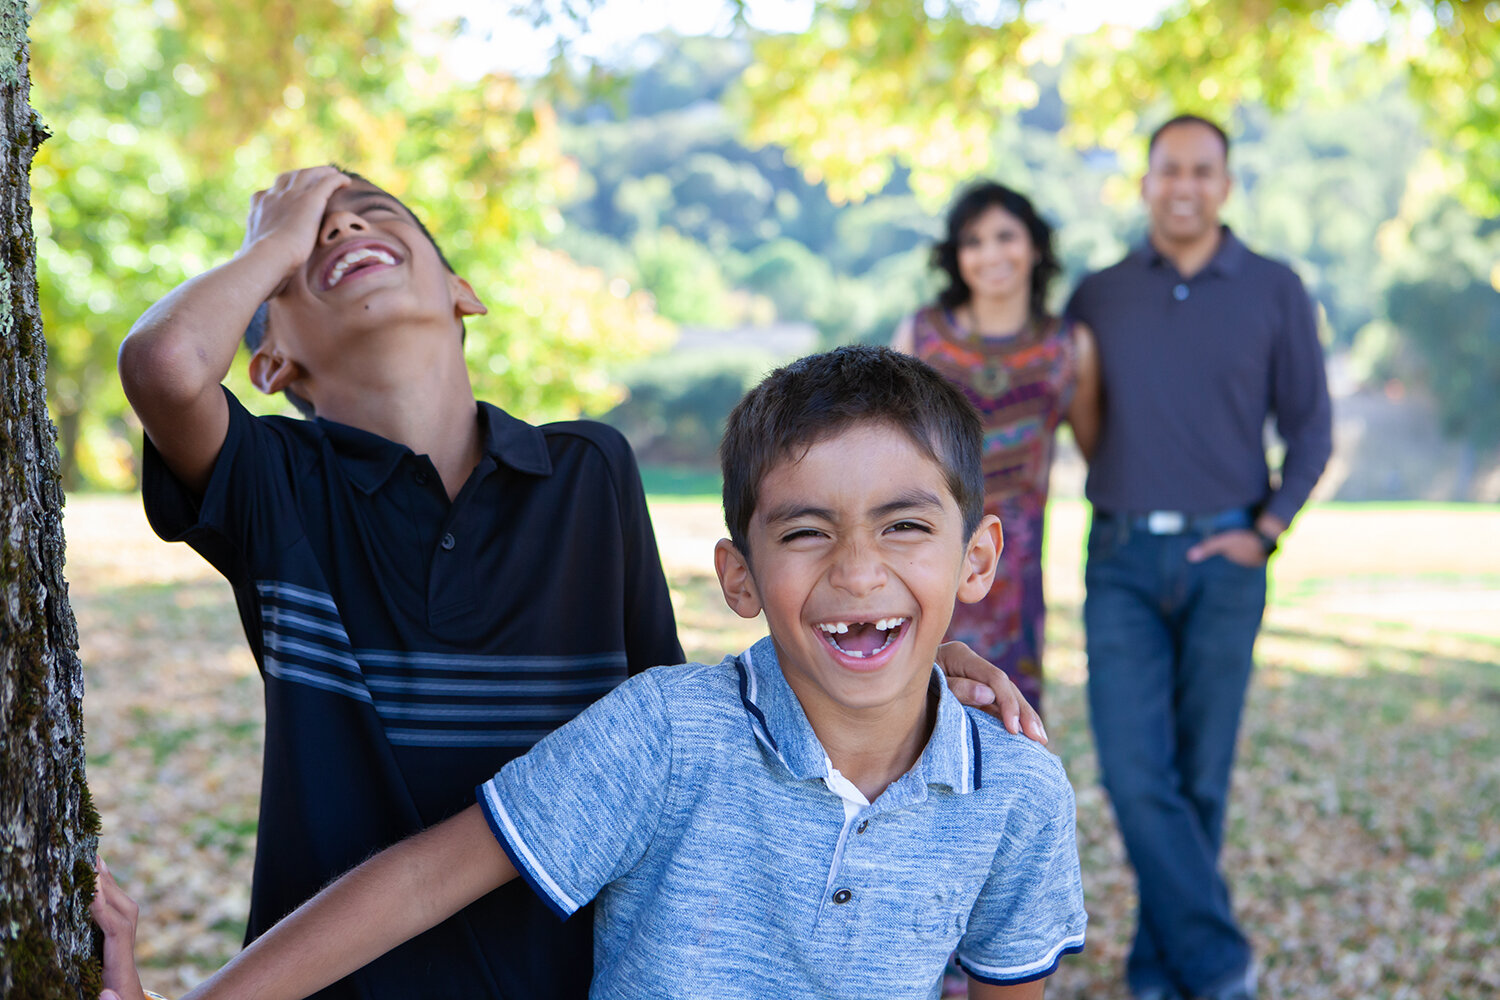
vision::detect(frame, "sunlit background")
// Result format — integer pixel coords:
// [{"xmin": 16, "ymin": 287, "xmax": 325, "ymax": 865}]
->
[
  {"xmin": 27, "ymin": 1, "xmax": 1500, "ymax": 996},
  {"xmin": 28, "ymin": 0, "xmax": 1500, "ymax": 496}
]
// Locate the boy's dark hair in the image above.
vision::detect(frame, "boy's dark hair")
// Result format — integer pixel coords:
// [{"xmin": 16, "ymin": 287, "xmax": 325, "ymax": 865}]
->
[
  {"xmin": 932, "ymin": 180, "xmax": 1059, "ymax": 324},
  {"xmin": 242, "ymin": 167, "xmax": 461, "ymax": 418},
  {"xmin": 720, "ymin": 345, "xmax": 985, "ymax": 559},
  {"xmin": 1148, "ymin": 114, "xmax": 1231, "ymax": 162}
]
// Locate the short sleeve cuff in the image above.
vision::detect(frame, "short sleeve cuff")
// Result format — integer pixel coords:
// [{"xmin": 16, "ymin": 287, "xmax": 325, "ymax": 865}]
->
[
  {"xmin": 476, "ymin": 778, "xmax": 582, "ymax": 920},
  {"xmin": 958, "ymin": 932, "xmax": 1085, "ymax": 985},
  {"xmin": 141, "ymin": 385, "xmax": 249, "ymax": 543}
]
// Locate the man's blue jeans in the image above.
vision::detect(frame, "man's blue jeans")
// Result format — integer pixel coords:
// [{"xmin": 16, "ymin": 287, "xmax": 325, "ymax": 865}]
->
[{"xmin": 1084, "ymin": 515, "xmax": 1265, "ymax": 997}]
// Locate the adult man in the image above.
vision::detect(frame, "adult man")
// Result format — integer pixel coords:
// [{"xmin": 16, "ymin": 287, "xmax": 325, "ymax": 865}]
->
[{"xmin": 1066, "ymin": 116, "xmax": 1332, "ymax": 1000}]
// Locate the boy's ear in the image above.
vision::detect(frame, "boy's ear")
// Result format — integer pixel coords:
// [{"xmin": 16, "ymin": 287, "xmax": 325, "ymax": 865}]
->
[
  {"xmin": 248, "ymin": 341, "xmax": 307, "ymax": 398},
  {"xmin": 956, "ymin": 514, "xmax": 1003, "ymax": 604},
  {"xmin": 714, "ymin": 538, "xmax": 764, "ymax": 620},
  {"xmin": 450, "ymin": 274, "xmax": 487, "ymax": 317}
]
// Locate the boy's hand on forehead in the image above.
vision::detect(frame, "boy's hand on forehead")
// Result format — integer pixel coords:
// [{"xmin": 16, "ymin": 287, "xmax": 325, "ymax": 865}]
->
[{"xmin": 241, "ymin": 165, "xmax": 352, "ymax": 285}]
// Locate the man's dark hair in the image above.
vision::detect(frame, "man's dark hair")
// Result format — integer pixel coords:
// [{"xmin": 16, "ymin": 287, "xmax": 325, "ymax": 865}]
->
[
  {"xmin": 242, "ymin": 167, "xmax": 462, "ymax": 418},
  {"xmin": 932, "ymin": 180, "xmax": 1059, "ymax": 323},
  {"xmin": 720, "ymin": 344, "xmax": 985, "ymax": 560},
  {"xmin": 1148, "ymin": 114, "xmax": 1231, "ymax": 162}
]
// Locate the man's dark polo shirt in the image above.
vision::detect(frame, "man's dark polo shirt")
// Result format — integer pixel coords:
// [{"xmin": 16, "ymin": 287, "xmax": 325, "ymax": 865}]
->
[
  {"xmin": 1066, "ymin": 227, "xmax": 1332, "ymax": 525},
  {"xmin": 143, "ymin": 388, "xmax": 684, "ymax": 1000}
]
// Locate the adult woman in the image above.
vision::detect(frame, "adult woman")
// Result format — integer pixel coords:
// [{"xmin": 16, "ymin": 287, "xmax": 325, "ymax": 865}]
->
[{"xmin": 893, "ymin": 181, "xmax": 1099, "ymax": 717}]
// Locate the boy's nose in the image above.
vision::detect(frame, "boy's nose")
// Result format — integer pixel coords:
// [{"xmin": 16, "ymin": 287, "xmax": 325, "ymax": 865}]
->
[
  {"xmin": 828, "ymin": 540, "xmax": 886, "ymax": 596},
  {"xmin": 320, "ymin": 210, "xmax": 368, "ymax": 244}
]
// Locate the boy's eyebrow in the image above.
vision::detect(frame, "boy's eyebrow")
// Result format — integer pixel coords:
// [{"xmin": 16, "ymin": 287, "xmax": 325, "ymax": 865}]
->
[
  {"xmin": 336, "ymin": 190, "xmax": 410, "ymax": 216},
  {"xmin": 762, "ymin": 502, "xmax": 836, "ymax": 527},
  {"xmin": 761, "ymin": 489, "xmax": 946, "ymax": 527},
  {"xmin": 869, "ymin": 489, "xmax": 946, "ymax": 519}
]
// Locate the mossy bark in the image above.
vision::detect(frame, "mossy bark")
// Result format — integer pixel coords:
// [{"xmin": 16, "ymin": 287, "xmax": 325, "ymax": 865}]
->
[{"xmin": 0, "ymin": 2, "xmax": 103, "ymax": 996}]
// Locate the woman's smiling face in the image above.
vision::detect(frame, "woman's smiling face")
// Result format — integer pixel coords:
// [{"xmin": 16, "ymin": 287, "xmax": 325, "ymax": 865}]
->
[{"xmin": 955, "ymin": 204, "xmax": 1036, "ymax": 306}]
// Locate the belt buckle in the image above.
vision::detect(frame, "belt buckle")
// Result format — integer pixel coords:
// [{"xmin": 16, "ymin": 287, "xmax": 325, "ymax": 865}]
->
[{"xmin": 1146, "ymin": 510, "xmax": 1185, "ymax": 534}]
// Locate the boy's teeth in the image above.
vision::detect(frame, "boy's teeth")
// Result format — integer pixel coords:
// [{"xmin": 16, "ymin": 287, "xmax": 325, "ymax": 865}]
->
[
  {"xmin": 328, "ymin": 247, "xmax": 397, "ymax": 287},
  {"xmin": 817, "ymin": 617, "xmax": 907, "ymax": 658},
  {"xmin": 816, "ymin": 617, "xmax": 908, "ymax": 633}
]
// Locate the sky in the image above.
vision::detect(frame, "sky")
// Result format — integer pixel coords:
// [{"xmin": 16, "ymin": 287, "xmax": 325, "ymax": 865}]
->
[
  {"xmin": 400, "ymin": 0, "xmax": 1410, "ymax": 81},
  {"xmin": 403, "ymin": 0, "xmax": 1185, "ymax": 79}
]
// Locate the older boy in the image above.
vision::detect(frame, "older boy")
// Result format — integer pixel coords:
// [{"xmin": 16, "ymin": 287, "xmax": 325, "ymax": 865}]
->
[
  {"xmin": 103, "ymin": 345, "xmax": 1086, "ymax": 1000},
  {"xmin": 118, "ymin": 169, "xmax": 1042, "ymax": 999}
]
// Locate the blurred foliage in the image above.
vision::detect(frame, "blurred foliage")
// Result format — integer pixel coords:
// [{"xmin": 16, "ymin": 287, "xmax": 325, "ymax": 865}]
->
[
  {"xmin": 740, "ymin": 0, "xmax": 1500, "ymax": 215},
  {"xmin": 540, "ymin": 27, "xmax": 1495, "ymax": 462},
  {"xmin": 743, "ymin": 3, "xmax": 1042, "ymax": 205},
  {"xmin": 1377, "ymin": 160, "xmax": 1500, "ymax": 449},
  {"xmin": 36, "ymin": 2, "xmax": 1500, "ymax": 486},
  {"xmin": 599, "ymin": 347, "xmax": 779, "ymax": 466},
  {"xmin": 629, "ymin": 228, "xmax": 737, "ymax": 326},
  {"xmin": 30, "ymin": 0, "xmax": 670, "ymax": 489},
  {"xmin": 548, "ymin": 36, "xmax": 935, "ymax": 351}
]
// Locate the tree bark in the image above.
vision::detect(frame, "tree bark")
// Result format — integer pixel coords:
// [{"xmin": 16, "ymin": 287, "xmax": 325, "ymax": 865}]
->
[{"xmin": 0, "ymin": 2, "xmax": 103, "ymax": 996}]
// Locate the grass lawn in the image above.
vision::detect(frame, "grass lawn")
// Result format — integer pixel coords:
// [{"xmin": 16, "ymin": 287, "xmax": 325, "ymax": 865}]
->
[{"xmin": 71, "ymin": 494, "xmax": 1500, "ymax": 998}]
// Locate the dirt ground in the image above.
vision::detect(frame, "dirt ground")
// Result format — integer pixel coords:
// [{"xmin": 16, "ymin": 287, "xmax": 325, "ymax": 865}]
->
[{"xmin": 69, "ymin": 494, "xmax": 1500, "ymax": 998}]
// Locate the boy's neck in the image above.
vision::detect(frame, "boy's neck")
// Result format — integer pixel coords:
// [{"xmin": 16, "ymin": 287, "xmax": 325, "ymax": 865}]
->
[
  {"xmin": 307, "ymin": 337, "xmax": 483, "ymax": 501},
  {"xmin": 805, "ymin": 681, "xmax": 939, "ymax": 804}
]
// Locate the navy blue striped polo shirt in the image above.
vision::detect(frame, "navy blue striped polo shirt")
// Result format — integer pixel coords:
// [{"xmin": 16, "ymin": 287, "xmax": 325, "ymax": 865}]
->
[{"xmin": 143, "ymin": 387, "xmax": 683, "ymax": 1000}]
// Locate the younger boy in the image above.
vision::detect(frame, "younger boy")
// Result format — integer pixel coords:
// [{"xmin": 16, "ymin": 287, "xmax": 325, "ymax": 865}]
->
[{"xmin": 103, "ymin": 345, "xmax": 1086, "ymax": 999}]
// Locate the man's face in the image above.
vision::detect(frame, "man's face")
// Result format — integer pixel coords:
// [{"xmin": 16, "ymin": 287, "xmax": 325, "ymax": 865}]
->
[
  {"xmin": 1142, "ymin": 122, "xmax": 1231, "ymax": 249},
  {"xmin": 265, "ymin": 181, "xmax": 475, "ymax": 364},
  {"xmin": 716, "ymin": 421, "xmax": 999, "ymax": 726}
]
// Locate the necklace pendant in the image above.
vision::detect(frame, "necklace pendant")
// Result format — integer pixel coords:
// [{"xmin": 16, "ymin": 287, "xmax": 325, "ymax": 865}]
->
[{"xmin": 976, "ymin": 363, "xmax": 1011, "ymax": 397}]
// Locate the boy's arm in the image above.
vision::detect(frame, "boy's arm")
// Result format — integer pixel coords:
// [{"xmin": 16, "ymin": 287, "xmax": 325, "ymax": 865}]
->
[
  {"xmin": 119, "ymin": 166, "xmax": 349, "ymax": 495},
  {"xmin": 180, "ymin": 804, "xmax": 513, "ymax": 1000},
  {"xmin": 968, "ymin": 980, "xmax": 1046, "ymax": 1000}
]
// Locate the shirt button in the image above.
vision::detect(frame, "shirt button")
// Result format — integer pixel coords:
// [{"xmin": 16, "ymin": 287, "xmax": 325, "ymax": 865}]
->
[
  {"xmin": 856, "ymin": 820, "xmax": 868, "ymax": 834},
  {"xmin": 831, "ymin": 888, "xmax": 852, "ymax": 905},
  {"xmin": 440, "ymin": 532, "xmax": 456, "ymax": 550},
  {"xmin": 1173, "ymin": 283, "xmax": 1189, "ymax": 301},
  {"xmin": 414, "ymin": 470, "xmax": 430, "ymax": 485}
]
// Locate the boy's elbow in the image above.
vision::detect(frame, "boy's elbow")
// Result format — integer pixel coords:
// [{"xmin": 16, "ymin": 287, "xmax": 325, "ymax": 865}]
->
[{"xmin": 118, "ymin": 326, "xmax": 218, "ymax": 413}]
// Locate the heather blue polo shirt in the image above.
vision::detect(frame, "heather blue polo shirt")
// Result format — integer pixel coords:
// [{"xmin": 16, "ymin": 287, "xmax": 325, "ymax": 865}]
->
[
  {"xmin": 1066, "ymin": 227, "xmax": 1332, "ymax": 525},
  {"xmin": 479, "ymin": 636, "xmax": 1087, "ymax": 998},
  {"xmin": 143, "ymin": 388, "xmax": 683, "ymax": 1000}
]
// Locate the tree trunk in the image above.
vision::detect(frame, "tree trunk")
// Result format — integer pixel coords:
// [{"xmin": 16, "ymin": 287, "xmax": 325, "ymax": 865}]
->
[{"xmin": 0, "ymin": 2, "xmax": 103, "ymax": 997}]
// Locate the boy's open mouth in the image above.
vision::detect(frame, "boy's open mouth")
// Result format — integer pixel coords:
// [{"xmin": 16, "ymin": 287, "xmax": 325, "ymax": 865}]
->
[
  {"xmin": 816, "ymin": 617, "xmax": 908, "ymax": 659},
  {"xmin": 323, "ymin": 243, "xmax": 401, "ymax": 290}
]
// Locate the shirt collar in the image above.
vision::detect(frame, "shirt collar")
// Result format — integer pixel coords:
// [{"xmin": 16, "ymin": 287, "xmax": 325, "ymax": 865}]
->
[
  {"xmin": 735, "ymin": 636, "xmax": 982, "ymax": 802},
  {"xmin": 1135, "ymin": 224, "xmax": 1246, "ymax": 278},
  {"xmin": 316, "ymin": 401, "xmax": 553, "ymax": 494}
]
